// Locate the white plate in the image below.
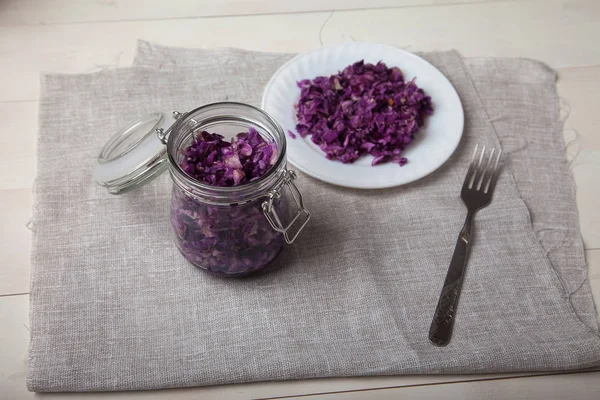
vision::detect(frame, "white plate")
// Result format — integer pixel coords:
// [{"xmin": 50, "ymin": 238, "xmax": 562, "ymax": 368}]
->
[{"xmin": 261, "ymin": 43, "xmax": 464, "ymax": 189}]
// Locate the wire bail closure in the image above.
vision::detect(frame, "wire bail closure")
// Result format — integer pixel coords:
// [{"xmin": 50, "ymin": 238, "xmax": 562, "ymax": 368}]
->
[
  {"xmin": 262, "ymin": 170, "xmax": 310, "ymax": 244},
  {"xmin": 156, "ymin": 110, "xmax": 184, "ymax": 144}
]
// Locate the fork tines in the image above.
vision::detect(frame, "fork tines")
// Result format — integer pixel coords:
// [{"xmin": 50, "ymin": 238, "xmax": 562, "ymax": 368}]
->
[{"xmin": 464, "ymin": 144, "xmax": 502, "ymax": 194}]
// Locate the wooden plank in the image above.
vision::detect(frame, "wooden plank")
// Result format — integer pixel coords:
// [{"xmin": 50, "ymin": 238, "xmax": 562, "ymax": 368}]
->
[
  {"xmin": 557, "ymin": 66, "xmax": 600, "ymax": 250},
  {"xmin": 0, "ymin": 295, "xmax": 31, "ymax": 400},
  {"xmin": 0, "ymin": 0, "xmax": 507, "ymax": 26},
  {"xmin": 590, "ymin": 250, "xmax": 600, "ymax": 280},
  {"xmin": 273, "ymin": 371, "xmax": 600, "ymax": 399},
  {"xmin": 0, "ymin": 190, "xmax": 31, "ymax": 295},
  {"xmin": 0, "ymin": 102, "xmax": 37, "ymax": 191},
  {"xmin": 0, "ymin": 12, "xmax": 322, "ymax": 103},
  {"xmin": 1, "ymin": 0, "xmax": 600, "ymax": 103},
  {"xmin": 322, "ymin": 0, "xmax": 600, "ymax": 68}
]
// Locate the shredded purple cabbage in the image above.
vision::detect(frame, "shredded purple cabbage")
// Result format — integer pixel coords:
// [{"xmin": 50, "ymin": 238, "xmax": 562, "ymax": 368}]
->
[
  {"xmin": 171, "ymin": 188, "xmax": 285, "ymax": 277},
  {"xmin": 294, "ymin": 60, "xmax": 433, "ymax": 166},
  {"xmin": 180, "ymin": 127, "xmax": 277, "ymax": 186},
  {"xmin": 171, "ymin": 128, "xmax": 284, "ymax": 276}
]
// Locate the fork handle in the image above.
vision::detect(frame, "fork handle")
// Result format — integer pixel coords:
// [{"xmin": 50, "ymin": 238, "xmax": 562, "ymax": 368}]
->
[{"xmin": 429, "ymin": 211, "xmax": 474, "ymax": 346}]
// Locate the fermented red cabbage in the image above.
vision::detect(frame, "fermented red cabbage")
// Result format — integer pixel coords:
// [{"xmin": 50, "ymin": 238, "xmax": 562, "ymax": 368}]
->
[
  {"xmin": 294, "ymin": 60, "xmax": 433, "ymax": 166},
  {"xmin": 171, "ymin": 128, "xmax": 285, "ymax": 276},
  {"xmin": 180, "ymin": 127, "xmax": 277, "ymax": 186},
  {"xmin": 171, "ymin": 187, "xmax": 285, "ymax": 276}
]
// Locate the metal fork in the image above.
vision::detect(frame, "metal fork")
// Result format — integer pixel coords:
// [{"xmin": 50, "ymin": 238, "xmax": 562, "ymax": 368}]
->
[{"xmin": 429, "ymin": 144, "xmax": 502, "ymax": 347}]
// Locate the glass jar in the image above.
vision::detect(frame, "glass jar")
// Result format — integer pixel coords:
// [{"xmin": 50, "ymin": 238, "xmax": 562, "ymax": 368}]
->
[{"xmin": 94, "ymin": 102, "xmax": 310, "ymax": 277}]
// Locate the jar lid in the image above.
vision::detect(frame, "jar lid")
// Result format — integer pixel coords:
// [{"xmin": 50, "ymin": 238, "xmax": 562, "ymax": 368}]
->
[{"xmin": 93, "ymin": 112, "xmax": 176, "ymax": 194}]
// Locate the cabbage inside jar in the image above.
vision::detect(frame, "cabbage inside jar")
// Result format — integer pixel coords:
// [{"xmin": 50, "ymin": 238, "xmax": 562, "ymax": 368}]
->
[
  {"xmin": 166, "ymin": 103, "xmax": 308, "ymax": 277},
  {"xmin": 171, "ymin": 185, "xmax": 287, "ymax": 276}
]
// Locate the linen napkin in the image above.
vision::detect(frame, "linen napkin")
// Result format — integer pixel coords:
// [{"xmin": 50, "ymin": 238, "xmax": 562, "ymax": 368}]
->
[
  {"xmin": 135, "ymin": 41, "xmax": 598, "ymax": 331},
  {"xmin": 28, "ymin": 44, "xmax": 600, "ymax": 392}
]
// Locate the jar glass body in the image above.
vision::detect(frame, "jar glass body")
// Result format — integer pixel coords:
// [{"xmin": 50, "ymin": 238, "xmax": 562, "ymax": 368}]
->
[
  {"xmin": 166, "ymin": 103, "xmax": 293, "ymax": 277},
  {"xmin": 170, "ymin": 185, "xmax": 287, "ymax": 276}
]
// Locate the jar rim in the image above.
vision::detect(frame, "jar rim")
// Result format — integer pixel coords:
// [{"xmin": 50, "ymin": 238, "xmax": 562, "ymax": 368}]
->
[{"xmin": 166, "ymin": 102, "xmax": 288, "ymax": 204}]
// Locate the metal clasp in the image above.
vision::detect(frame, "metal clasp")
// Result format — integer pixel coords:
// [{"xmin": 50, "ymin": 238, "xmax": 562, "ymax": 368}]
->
[
  {"xmin": 262, "ymin": 170, "xmax": 310, "ymax": 244},
  {"xmin": 156, "ymin": 110, "xmax": 185, "ymax": 145}
]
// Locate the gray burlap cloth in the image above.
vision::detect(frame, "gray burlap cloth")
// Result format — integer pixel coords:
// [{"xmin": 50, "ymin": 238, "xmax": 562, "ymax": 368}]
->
[{"xmin": 28, "ymin": 41, "xmax": 600, "ymax": 392}]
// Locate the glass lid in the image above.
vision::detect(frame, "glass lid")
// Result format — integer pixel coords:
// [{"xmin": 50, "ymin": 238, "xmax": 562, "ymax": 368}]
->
[{"xmin": 93, "ymin": 112, "xmax": 175, "ymax": 194}]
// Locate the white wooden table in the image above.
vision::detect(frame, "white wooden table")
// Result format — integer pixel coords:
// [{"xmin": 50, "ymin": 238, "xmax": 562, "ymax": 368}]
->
[{"xmin": 1, "ymin": 1, "xmax": 600, "ymax": 398}]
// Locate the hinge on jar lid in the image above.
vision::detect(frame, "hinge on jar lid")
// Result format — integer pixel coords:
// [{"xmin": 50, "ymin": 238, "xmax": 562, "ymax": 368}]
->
[
  {"xmin": 262, "ymin": 170, "xmax": 310, "ymax": 244},
  {"xmin": 156, "ymin": 110, "xmax": 186, "ymax": 144}
]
